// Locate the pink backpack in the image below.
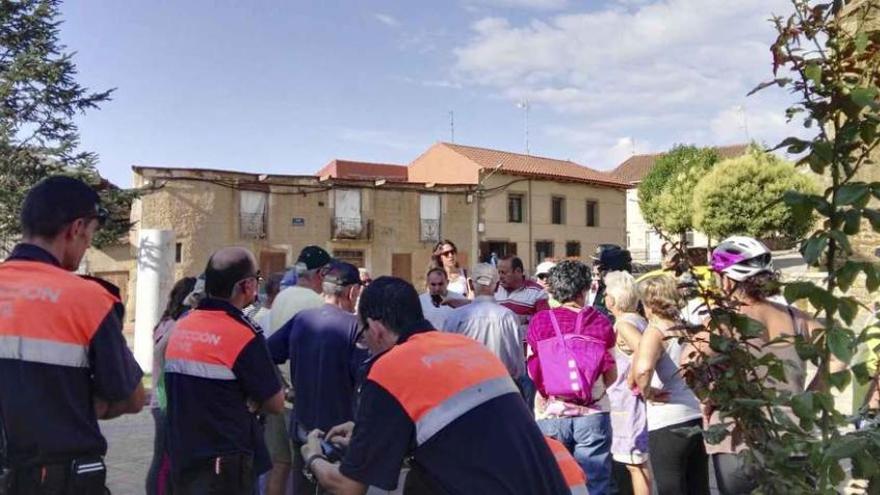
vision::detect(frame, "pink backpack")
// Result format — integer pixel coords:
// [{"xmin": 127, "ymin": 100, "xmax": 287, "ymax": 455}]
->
[{"xmin": 536, "ymin": 308, "xmax": 608, "ymax": 405}]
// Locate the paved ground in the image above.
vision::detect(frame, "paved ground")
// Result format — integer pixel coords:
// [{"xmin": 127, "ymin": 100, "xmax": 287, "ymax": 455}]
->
[{"xmin": 103, "ymin": 409, "xmax": 153, "ymax": 494}]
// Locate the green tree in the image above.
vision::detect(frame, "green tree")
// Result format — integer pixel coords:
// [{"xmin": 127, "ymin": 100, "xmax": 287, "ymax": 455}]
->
[
  {"xmin": 692, "ymin": 148, "xmax": 820, "ymax": 242},
  {"xmin": 678, "ymin": 1, "xmax": 880, "ymax": 493},
  {"xmin": 637, "ymin": 144, "xmax": 719, "ymax": 238},
  {"xmin": 0, "ymin": 0, "xmax": 134, "ymax": 251}
]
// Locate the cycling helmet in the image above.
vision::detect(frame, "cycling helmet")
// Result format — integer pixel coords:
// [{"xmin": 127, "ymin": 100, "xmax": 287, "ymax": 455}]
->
[{"xmin": 710, "ymin": 236, "xmax": 772, "ymax": 282}]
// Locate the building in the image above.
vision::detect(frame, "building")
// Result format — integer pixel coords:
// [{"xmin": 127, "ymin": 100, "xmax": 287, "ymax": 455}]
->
[
  {"xmin": 611, "ymin": 144, "xmax": 749, "ymax": 264},
  {"xmin": 408, "ymin": 142, "xmax": 629, "ymax": 272},
  {"xmin": 84, "ymin": 163, "xmax": 475, "ymax": 326}
]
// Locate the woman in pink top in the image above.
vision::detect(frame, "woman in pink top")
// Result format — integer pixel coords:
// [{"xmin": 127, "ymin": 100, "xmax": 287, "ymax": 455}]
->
[{"xmin": 527, "ymin": 260, "xmax": 616, "ymax": 495}]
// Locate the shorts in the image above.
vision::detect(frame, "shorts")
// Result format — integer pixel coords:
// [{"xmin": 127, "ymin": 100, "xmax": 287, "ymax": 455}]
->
[
  {"xmin": 264, "ymin": 410, "xmax": 295, "ymax": 464},
  {"xmin": 612, "ymin": 452, "xmax": 649, "ymax": 465}
]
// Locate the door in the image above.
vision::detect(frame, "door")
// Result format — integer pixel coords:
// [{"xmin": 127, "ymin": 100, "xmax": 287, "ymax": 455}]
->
[
  {"xmin": 391, "ymin": 253, "xmax": 412, "ymax": 283},
  {"xmin": 260, "ymin": 251, "xmax": 287, "ymax": 278}
]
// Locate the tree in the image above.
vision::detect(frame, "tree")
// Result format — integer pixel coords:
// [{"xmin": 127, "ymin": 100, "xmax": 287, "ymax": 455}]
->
[
  {"xmin": 678, "ymin": 1, "xmax": 880, "ymax": 493},
  {"xmin": 0, "ymin": 0, "xmax": 134, "ymax": 251},
  {"xmin": 692, "ymin": 148, "xmax": 820, "ymax": 242},
  {"xmin": 637, "ymin": 144, "xmax": 719, "ymax": 238}
]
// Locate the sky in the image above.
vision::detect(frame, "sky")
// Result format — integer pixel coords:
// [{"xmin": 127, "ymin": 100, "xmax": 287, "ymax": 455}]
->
[{"xmin": 59, "ymin": 0, "xmax": 812, "ymax": 187}]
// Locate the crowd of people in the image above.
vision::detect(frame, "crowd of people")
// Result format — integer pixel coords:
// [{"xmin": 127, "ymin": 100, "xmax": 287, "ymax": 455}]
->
[{"xmin": 1, "ymin": 176, "xmax": 878, "ymax": 495}]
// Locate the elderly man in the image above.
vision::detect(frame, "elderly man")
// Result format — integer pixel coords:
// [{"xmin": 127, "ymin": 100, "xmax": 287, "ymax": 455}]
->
[
  {"xmin": 165, "ymin": 247, "xmax": 284, "ymax": 494},
  {"xmin": 418, "ymin": 267, "xmax": 466, "ymax": 330},
  {"xmin": 267, "ymin": 261, "xmax": 369, "ymax": 495},
  {"xmin": 445, "ymin": 263, "xmax": 524, "ymax": 381}
]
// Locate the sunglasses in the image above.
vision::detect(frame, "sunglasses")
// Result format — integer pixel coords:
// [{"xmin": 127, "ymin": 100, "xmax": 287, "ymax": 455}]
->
[
  {"xmin": 537, "ymin": 273, "xmax": 549, "ymax": 281},
  {"xmin": 439, "ymin": 250, "xmax": 456, "ymax": 257}
]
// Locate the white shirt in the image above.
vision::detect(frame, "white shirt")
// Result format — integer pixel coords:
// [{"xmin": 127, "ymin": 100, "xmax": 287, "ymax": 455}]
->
[{"xmin": 419, "ymin": 291, "xmax": 465, "ymax": 331}]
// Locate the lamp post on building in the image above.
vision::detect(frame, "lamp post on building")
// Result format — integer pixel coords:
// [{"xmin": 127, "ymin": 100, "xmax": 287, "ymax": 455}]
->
[{"xmin": 474, "ymin": 162, "xmax": 504, "ymax": 263}]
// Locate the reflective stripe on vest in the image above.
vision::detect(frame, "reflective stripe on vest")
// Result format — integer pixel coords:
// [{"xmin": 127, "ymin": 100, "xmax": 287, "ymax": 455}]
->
[
  {"xmin": 544, "ymin": 436, "xmax": 588, "ymax": 494},
  {"xmin": 368, "ymin": 332, "xmax": 518, "ymax": 446},
  {"xmin": 165, "ymin": 309, "xmax": 255, "ymax": 381},
  {"xmin": 0, "ymin": 260, "xmax": 117, "ymax": 367}
]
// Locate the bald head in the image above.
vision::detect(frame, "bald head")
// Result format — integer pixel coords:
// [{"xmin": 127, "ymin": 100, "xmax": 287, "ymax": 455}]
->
[{"xmin": 204, "ymin": 247, "xmax": 257, "ymax": 299}]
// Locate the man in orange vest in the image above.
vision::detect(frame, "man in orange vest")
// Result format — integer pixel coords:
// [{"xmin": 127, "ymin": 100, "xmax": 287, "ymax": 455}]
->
[
  {"xmin": 299, "ymin": 276, "xmax": 573, "ymax": 494},
  {"xmin": 165, "ymin": 247, "xmax": 284, "ymax": 495},
  {"xmin": 0, "ymin": 176, "xmax": 146, "ymax": 494}
]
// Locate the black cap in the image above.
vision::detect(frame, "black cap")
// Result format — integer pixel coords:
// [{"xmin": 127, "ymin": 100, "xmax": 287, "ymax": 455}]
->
[
  {"xmin": 323, "ymin": 261, "xmax": 362, "ymax": 287},
  {"xmin": 21, "ymin": 175, "xmax": 107, "ymax": 238},
  {"xmin": 594, "ymin": 246, "xmax": 632, "ymax": 272},
  {"xmin": 296, "ymin": 245, "xmax": 332, "ymax": 270}
]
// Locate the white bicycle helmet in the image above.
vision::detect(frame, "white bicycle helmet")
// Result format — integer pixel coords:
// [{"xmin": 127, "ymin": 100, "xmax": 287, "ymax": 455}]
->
[{"xmin": 710, "ymin": 235, "xmax": 773, "ymax": 282}]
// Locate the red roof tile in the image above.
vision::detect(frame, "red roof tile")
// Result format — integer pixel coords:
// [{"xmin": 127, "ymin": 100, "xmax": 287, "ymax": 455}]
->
[
  {"xmin": 612, "ymin": 144, "xmax": 750, "ymax": 185},
  {"xmin": 438, "ymin": 143, "xmax": 627, "ymax": 188},
  {"xmin": 316, "ymin": 160, "xmax": 408, "ymax": 181}
]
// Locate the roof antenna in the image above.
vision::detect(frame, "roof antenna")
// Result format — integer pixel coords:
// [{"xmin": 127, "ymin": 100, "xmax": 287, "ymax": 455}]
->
[
  {"xmin": 516, "ymin": 99, "xmax": 530, "ymax": 155},
  {"xmin": 449, "ymin": 110, "xmax": 455, "ymax": 143}
]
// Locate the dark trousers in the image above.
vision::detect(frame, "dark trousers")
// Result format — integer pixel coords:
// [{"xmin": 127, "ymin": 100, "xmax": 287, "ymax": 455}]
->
[
  {"xmin": 7, "ymin": 458, "xmax": 107, "ymax": 495},
  {"xmin": 146, "ymin": 408, "xmax": 171, "ymax": 495},
  {"xmin": 173, "ymin": 454, "xmax": 254, "ymax": 495},
  {"xmin": 647, "ymin": 419, "xmax": 710, "ymax": 495},
  {"xmin": 712, "ymin": 453, "xmax": 756, "ymax": 495}
]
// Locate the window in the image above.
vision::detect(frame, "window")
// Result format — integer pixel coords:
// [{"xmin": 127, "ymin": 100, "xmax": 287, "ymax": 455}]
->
[
  {"xmin": 566, "ymin": 241, "xmax": 581, "ymax": 258},
  {"xmin": 551, "ymin": 196, "xmax": 565, "ymax": 225},
  {"xmin": 686, "ymin": 231, "xmax": 695, "ymax": 246},
  {"xmin": 175, "ymin": 242, "xmax": 182, "ymax": 263},
  {"xmin": 333, "ymin": 249, "xmax": 365, "ymax": 268},
  {"xmin": 586, "ymin": 200, "xmax": 598, "ymax": 227},
  {"xmin": 239, "ymin": 190, "xmax": 268, "ymax": 238},
  {"xmin": 536, "ymin": 241, "xmax": 554, "ymax": 262},
  {"xmin": 420, "ymin": 194, "xmax": 441, "ymax": 242},
  {"xmin": 508, "ymin": 194, "xmax": 524, "ymax": 223},
  {"xmin": 333, "ymin": 189, "xmax": 366, "ymax": 239}
]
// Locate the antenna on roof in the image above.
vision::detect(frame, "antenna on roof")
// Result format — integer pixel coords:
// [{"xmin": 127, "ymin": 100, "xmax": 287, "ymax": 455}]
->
[
  {"xmin": 735, "ymin": 105, "xmax": 751, "ymax": 142},
  {"xmin": 516, "ymin": 99, "xmax": 530, "ymax": 155},
  {"xmin": 449, "ymin": 110, "xmax": 455, "ymax": 143}
]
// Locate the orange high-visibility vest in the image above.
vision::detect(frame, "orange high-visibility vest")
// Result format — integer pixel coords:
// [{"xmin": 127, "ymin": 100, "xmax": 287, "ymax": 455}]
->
[
  {"xmin": 545, "ymin": 437, "xmax": 588, "ymax": 495},
  {"xmin": 165, "ymin": 309, "xmax": 257, "ymax": 380},
  {"xmin": 368, "ymin": 331, "xmax": 520, "ymax": 446},
  {"xmin": 0, "ymin": 260, "xmax": 118, "ymax": 368}
]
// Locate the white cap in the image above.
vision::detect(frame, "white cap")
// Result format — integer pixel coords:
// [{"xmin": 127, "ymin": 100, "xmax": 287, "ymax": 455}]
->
[
  {"xmin": 471, "ymin": 263, "xmax": 499, "ymax": 287},
  {"xmin": 535, "ymin": 261, "xmax": 557, "ymax": 277}
]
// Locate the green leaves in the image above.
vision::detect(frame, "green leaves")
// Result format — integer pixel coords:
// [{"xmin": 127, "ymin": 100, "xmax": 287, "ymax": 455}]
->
[
  {"xmin": 826, "ymin": 327, "xmax": 854, "ymax": 363},
  {"xmin": 851, "ymin": 87, "xmax": 879, "ymax": 110},
  {"xmin": 800, "ymin": 234, "xmax": 828, "ymax": 265},
  {"xmin": 836, "ymin": 182, "xmax": 870, "ymax": 205}
]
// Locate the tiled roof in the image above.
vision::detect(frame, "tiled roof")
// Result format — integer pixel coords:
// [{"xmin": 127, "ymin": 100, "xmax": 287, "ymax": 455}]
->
[
  {"xmin": 315, "ymin": 159, "xmax": 409, "ymax": 181},
  {"xmin": 439, "ymin": 143, "xmax": 627, "ymax": 188},
  {"xmin": 612, "ymin": 144, "xmax": 750, "ymax": 185}
]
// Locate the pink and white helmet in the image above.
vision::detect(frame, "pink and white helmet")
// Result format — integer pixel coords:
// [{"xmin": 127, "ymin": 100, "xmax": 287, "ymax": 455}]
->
[{"xmin": 710, "ymin": 236, "xmax": 773, "ymax": 282}]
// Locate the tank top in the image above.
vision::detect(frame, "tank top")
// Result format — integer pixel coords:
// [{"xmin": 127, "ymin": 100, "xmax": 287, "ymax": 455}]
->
[
  {"xmin": 704, "ymin": 307, "xmax": 808, "ymax": 454},
  {"xmin": 646, "ymin": 322, "xmax": 702, "ymax": 431}
]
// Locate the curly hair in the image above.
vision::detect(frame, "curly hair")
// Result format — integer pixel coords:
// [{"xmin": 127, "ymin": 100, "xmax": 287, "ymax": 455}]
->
[
  {"xmin": 637, "ymin": 274, "xmax": 684, "ymax": 321},
  {"xmin": 736, "ymin": 270, "xmax": 781, "ymax": 300},
  {"xmin": 547, "ymin": 260, "xmax": 591, "ymax": 304}
]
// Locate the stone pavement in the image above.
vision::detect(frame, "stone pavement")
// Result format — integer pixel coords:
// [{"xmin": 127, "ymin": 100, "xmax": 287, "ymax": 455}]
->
[{"xmin": 103, "ymin": 408, "xmax": 153, "ymax": 494}]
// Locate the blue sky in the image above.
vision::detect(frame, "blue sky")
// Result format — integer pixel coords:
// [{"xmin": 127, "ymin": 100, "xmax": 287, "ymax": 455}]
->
[{"xmin": 60, "ymin": 0, "xmax": 807, "ymax": 187}]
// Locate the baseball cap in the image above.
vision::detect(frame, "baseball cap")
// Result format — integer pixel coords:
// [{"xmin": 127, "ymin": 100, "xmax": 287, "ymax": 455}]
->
[
  {"xmin": 280, "ymin": 268, "xmax": 298, "ymax": 288},
  {"xmin": 535, "ymin": 261, "xmax": 557, "ymax": 277},
  {"xmin": 323, "ymin": 261, "xmax": 362, "ymax": 287},
  {"xmin": 471, "ymin": 263, "xmax": 499, "ymax": 287},
  {"xmin": 296, "ymin": 245, "xmax": 332, "ymax": 270}
]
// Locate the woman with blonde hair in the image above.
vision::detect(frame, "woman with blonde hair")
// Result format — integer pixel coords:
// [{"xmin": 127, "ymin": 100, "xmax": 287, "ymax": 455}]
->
[
  {"xmin": 632, "ymin": 275, "xmax": 709, "ymax": 495},
  {"xmin": 604, "ymin": 271, "xmax": 653, "ymax": 495}
]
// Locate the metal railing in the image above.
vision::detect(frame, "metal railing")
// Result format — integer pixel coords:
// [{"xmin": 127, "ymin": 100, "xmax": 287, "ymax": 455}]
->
[
  {"xmin": 420, "ymin": 219, "xmax": 440, "ymax": 242},
  {"xmin": 331, "ymin": 217, "xmax": 371, "ymax": 240}
]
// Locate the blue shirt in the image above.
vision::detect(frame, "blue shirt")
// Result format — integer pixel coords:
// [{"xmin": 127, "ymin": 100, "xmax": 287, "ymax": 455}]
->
[
  {"xmin": 165, "ymin": 298, "xmax": 280, "ymax": 475},
  {"xmin": 338, "ymin": 328, "xmax": 569, "ymax": 494},
  {"xmin": 0, "ymin": 244, "xmax": 143, "ymax": 467},
  {"xmin": 267, "ymin": 303, "xmax": 367, "ymax": 436}
]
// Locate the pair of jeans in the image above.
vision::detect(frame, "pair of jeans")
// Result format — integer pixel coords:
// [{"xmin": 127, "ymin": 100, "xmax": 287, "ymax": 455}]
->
[
  {"xmin": 647, "ymin": 419, "xmax": 709, "ymax": 495},
  {"xmin": 538, "ymin": 412, "xmax": 612, "ymax": 495}
]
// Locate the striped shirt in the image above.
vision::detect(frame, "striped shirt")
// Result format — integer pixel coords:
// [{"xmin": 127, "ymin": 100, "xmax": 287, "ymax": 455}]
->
[{"xmin": 495, "ymin": 280, "xmax": 550, "ymax": 328}]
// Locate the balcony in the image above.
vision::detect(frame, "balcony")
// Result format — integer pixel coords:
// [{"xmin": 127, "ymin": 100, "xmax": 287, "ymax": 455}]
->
[
  {"xmin": 420, "ymin": 219, "xmax": 440, "ymax": 243},
  {"xmin": 332, "ymin": 217, "xmax": 372, "ymax": 240}
]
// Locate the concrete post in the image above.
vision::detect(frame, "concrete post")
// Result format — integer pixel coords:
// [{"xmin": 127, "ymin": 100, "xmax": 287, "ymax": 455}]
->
[{"xmin": 133, "ymin": 229, "xmax": 175, "ymax": 373}]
